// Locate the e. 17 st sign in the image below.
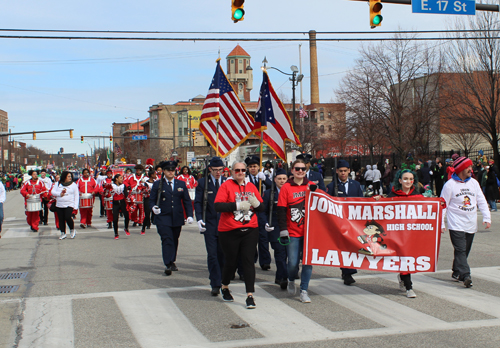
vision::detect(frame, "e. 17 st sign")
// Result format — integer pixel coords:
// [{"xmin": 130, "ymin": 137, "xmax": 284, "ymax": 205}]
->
[{"xmin": 412, "ymin": 0, "xmax": 476, "ymax": 15}]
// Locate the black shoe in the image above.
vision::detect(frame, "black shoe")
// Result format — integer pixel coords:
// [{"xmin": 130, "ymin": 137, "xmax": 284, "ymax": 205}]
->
[
  {"xmin": 221, "ymin": 288, "xmax": 234, "ymax": 302},
  {"xmin": 342, "ymin": 274, "xmax": 356, "ymax": 286},
  {"xmin": 245, "ymin": 295, "xmax": 256, "ymax": 309},
  {"xmin": 80, "ymin": 224, "xmax": 86, "ymax": 229},
  {"xmin": 100, "ymin": 215, "xmax": 104, "ymax": 218},
  {"xmin": 463, "ymin": 276, "xmax": 473, "ymax": 288},
  {"xmin": 107, "ymin": 223, "xmax": 112, "ymax": 229},
  {"xmin": 146, "ymin": 225, "xmax": 150, "ymax": 229},
  {"xmin": 261, "ymin": 264, "xmax": 271, "ymax": 271},
  {"xmin": 280, "ymin": 279, "xmax": 288, "ymax": 290},
  {"xmin": 164, "ymin": 266, "xmax": 172, "ymax": 276},
  {"xmin": 170, "ymin": 262, "xmax": 178, "ymax": 271},
  {"xmin": 451, "ymin": 272, "xmax": 460, "ymax": 282},
  {"xmin": 211, "ymin": 286, "xmax": 221, "ymax": 296},
  {"xmin": 43, "ymin": 222, "xmax": 48, "ymax": 225}
]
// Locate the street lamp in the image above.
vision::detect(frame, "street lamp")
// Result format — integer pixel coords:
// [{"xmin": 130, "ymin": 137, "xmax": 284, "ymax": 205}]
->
[
  {"xmin": 125, "ymin": 117, "xmax": 140, "ymax": 163},
  {"xmin": 261, "ymin": 58, "xmax": 303, "ymax": 130}
]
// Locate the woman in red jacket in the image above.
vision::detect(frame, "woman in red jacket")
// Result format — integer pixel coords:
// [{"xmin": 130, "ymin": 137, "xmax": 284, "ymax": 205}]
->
[{"xmin": 215, "ymin": 161, "xmax": 265, "ymax": 309}]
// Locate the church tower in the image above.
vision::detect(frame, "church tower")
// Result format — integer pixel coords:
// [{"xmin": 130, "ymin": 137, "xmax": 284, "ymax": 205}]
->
[{"xmin": 226, "ymin": 44, "xmax": 253, "ymax": 102}]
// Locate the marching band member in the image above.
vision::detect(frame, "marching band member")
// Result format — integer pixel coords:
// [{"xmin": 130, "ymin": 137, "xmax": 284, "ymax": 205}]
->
[
  {"xmin": 20, "ymin": 170, "xmax": 48, "ymax": 232},
  {"xmin": 145, "ymin": 158, "xmax": 155, "ymax": 174},
  {"xmin": 95, "ymin": 166, "xmax": 108, "ymax": 217},
  {"xmin": 142, "ymin": 169, "xmax": 157, "ymax": 234},
  {"xmin": 149, "ymin": 161, "xmax": 193, "ymax": 276},
  {"xmin": 99, "ymin": 169, "xmax": 114, "ymax": 229},
  {"xmin": 52, "ymin": 171, "xmax": 80, "ymax": 240},
  {"xmin": 77, "ymin": 168, "xmax": 98, "ymax": 229},
  {"xmin": 177, "ymin": 166, "xmax": 198, "ymax": 189},
  {"xmin": 125, "ymin": 164, "xmax": 147, "ymax": 227},
  {"xmin": 39, "ymin": 169, "xmax": 52, "ymax": 226},
  {"xmin": 111, "ymin": 174, "xmax": 130, "ymax": 239}
]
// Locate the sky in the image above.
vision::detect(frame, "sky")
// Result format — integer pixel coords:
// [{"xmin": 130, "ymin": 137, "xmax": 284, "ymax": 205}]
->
[{"xmin": 0, "ymin": 0, "xmax": 463, "ymax": 156}]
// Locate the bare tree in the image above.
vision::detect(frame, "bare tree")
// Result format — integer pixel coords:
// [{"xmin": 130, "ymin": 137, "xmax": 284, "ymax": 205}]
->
[{"xmin": 444, "ymin": 11, "xmax": 500, "ymax": 165}]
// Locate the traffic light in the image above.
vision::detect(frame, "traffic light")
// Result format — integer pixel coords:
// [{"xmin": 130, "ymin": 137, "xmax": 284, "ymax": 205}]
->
[
  {"xmin": 109, "ymin": 135, "xmax": 113, "ymax": 143},
  {"xmin": 69, "ymin": 130, "xmax": 73, "ymax": 138},
  {"xmin": 192, "ymin": 131, "xmax": 196, "ymax": 141},
  {"xmin": 33, "ymin": 132, "xmax": 36, "ymax": 140},
  {"xmin": 231, "ymin": 0, "xmax": 245, "ymax": 23},
  {"xmin": 81, "ymin": 136, "xmax": 84, "ymax": 143},
  {"xmin": 370, "ymin": 0, "xmax": 383, "ymax": 28}
]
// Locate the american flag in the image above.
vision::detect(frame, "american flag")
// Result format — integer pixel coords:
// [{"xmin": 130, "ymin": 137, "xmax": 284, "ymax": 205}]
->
[
  {"xmin": 299, "ymin": 106, "xmax": 308, "ymax": 118},
  {"xmin": 200, "ymin": 60, "xmax": 255, "ymax": 158},
  {"xmin": 115, "ymin": 143, "xmax": 123, "ymax": 155},
  {"xmin": 254, "ymin": 70, "xmax": 301, "ymax": 161}
]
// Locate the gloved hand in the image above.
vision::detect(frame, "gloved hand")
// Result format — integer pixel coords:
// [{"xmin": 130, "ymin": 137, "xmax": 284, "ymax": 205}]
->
[
  {"xmin": 279, "ymin": 230, "xmax": 290, "ymax": 245},
  {"xmin": 280, "ymin": 230, "xmax": 289, "ymax": 238},
  {"xmin": 256, "ymin": 172, "xmax": 267, "ymax": 181},
  {"xmin": 236, "ymin": 201, "xmax": 251, "ymax": 211},
  {"xmin": 152, "ymin": 206, "xmax": 161, "ymax": 215},
  {"xmin": 186, "ymin": 217, "xmax": 194, "ymax": 224},
  {"xmin": 265, "ymin": 223, "xmax": 274, "ymax": 232},
  {"xmin": 309, "ymin": 183, "xmax": 318, "ymax": 191},
  {"xmin": 197, "ymin": 220, "xmax": 206, "ymax": 233},
  {"xmin": 247, "ymin": 193, "xmax": 260, "ymax": 208}
]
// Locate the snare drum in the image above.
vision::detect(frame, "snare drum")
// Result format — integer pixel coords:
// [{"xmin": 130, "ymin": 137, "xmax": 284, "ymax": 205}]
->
[
  {"xmin": 79, "ymin": 193, "xmax": 95, "ymax": 208},
  {"xmin": 104, "ymin": 197, "xmax": 113, "ymax": 210},
  {"xmin": 131, "ymin": 193, "xmax": 143, "ymax": 204},
  {"xmin": 26, "ymin": 194, "xmax": 42, "ymax": 212},
  {"xmin": 188, "ymin": 188, "xmax": 196, "ymax": 201}
]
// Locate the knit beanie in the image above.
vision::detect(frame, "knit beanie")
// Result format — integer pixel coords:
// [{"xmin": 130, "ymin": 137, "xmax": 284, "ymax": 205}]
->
[{"xmin": 453, "ymin": 157, "xmax": 473, "ymax": 174}]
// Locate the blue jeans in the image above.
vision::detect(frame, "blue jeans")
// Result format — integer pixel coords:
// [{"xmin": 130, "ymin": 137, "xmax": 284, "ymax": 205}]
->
[
  {"xmin": 286, "ymin": 236, "xmax": 313, "ymax": 291},
  {"xmin": 488, "ymin": 200, "xmax": 497, "ymax": 211}
]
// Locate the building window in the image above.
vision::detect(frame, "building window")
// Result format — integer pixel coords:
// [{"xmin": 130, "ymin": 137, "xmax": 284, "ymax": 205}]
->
[
  {"xmin": 328, "ymin": 112, "xmax": 332, "ymax": 119},
  {"xmin": 184, "ymin": 127, "xmax": 188, "ymax": 136},
  {"xmin": 320, "ymin": 112, "xmax": 324, "ymax": 121},
  {"xmin": 231, "ymin": 60, "xmax": 234, "ymax": 64},
  {"xmin": 239, "ymin": 59, "xmax": 242, "ymax": 64},
  {"xmin": 320, "ymin": 125, "xmax": 325, "ymax": 134},
  {"xmin": 329, "ymin": 125, "xmax": 332, "ymax": 132},
  {"xmin": 179, "ymin": 128, "xmax": 183, "ymax": 136},
  {"xmin": 239, "ymin": 70, "xmax": 242, "ymax": 73}
]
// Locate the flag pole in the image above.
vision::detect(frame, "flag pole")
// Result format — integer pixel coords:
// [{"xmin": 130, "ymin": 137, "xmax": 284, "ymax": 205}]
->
[
  {"xmin": 258, "ymin": 131, "xmax": 263, "ymax": 195},
  {"xmin": 216, "ymin": 121, "xmax": 220, "ymax": 157}
]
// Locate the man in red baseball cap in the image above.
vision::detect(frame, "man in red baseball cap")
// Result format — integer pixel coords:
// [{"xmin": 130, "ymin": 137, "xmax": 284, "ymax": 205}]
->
[{"xmin": 440, "ymin": 157, "xmax": 491, "ymax": 288}]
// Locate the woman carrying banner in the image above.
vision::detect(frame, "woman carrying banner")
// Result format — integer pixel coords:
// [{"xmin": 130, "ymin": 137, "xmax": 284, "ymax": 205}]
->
[
  {"xmin": 277, "ymin": 158, "xmax": 315, "ymax": 303},
  {"xmin": 375, "ymin": 169, "xmax": 420, "ymax": 298},
  {"xmin": 214, "ymin": 161, "xmax": 265, "ymax": 309}
]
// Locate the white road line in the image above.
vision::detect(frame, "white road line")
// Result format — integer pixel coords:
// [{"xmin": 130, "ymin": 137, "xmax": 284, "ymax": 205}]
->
[
  {"xmin": 114, "ymin": 289, "xmax": 209, "ymax": 347},
  {"xmin": 18, "ymin": 297, "xmax": 74, "ymax": 348},
  {"xmin": 311, "ymin": 277, "xmax": 447, "ymax": 329},
  {"xmin": 469, "ymin": 266, "xmax": 500, "ymax": 284},
  {"xmin": 1, "ymin": 228, "xmax": 60, "ymax": 238}
]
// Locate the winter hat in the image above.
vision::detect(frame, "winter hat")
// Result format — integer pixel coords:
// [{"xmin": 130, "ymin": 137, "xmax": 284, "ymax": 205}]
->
[
  {"xmin": 453, "ymin": 157, "xmax": 473, "ymax": 174},
  {"xmin": 451, "ymin": 153, "xmax": 459, "ymax": 161}
]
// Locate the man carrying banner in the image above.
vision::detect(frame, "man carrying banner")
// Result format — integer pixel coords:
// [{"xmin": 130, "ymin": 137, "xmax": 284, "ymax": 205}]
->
[
  {"xmin": 326, "ymin": 159, "xmax": 364, "ymax": 286},
  {"xmin": 440, "ymin": 156, "xmax": 491, "ymax": 288},
  {"xmin": 296, "ymin": 154, "xmax": 325, "ymax": 191}
]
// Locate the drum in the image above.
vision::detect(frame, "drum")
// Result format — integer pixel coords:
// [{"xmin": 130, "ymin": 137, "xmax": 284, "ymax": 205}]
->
[
  {"xmin": 131, "ymin": 193, "xmax": 143, "ymax": 204},
  {"xmin": 80, "ymin": 193, "xmax": 95, "ymax": 208},
  {"xmin": 104, "ymin": 197, "xmax": 113, "ymax": 210},
  {"xmin": 188, "ymin": 188, "xmax": 196, "ymax": 201},
  {"xmin": 26, "ymin": 194, "xmax": 42, "ymax": 212}
]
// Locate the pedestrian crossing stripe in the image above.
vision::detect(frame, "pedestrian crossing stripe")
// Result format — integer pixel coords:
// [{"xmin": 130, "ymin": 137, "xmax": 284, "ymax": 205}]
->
[{"xmin": 11, "ymin": 272, "xmax": 500, "ymax": 348}]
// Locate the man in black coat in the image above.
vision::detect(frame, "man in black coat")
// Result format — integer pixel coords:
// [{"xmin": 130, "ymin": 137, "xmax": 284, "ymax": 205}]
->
[
  {"xmin": 263, "ymin": 168, "xmax": 289, "ymax": 289},
  {"xmin": 297, "ymin": 153, "xmax": 326, "ymax": 191},
  {"xmin": 326, "ymin": 159, "xmax": 364, "ymax": 285},
  {"xmin": 194, "ymin": 157, "xmax": 227, "ymax": 296},
  {"xmin": 150, "ymin": 161, "xmax": 193, "ymax": 276}
]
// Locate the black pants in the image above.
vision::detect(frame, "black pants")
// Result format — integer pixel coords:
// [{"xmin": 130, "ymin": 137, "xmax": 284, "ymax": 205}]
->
[
  {"xmin": 400, "ymin": 273, "xmax": 412, "ymax": 290},
  {"xmin": 143, "ymin": 199, "xmax": 151, "ymax": 228},
  {"xmin": 112, "ymin": 199, "xmax": 129, "ymax": 235},
  {"xmin": 40, "ymin": 200, "xmax": 49, "ymax": 224},
  {"xmin": 57, "ymin": 207, "xmax": 74, "ymax": 233},
  {"xmin": 219, "ymin": 227, "xmax": 259, "ymax": 293},
  {"xmin": 449, "ymin": 230, "xmax": 475, "ymax": 279},
  {"xmin": 98, "ymin": 193, "xmax": 104, "ymax": 216},
  {"xmin": 156, "ymin": 224, "xmax": 182, "ymax": 266}
]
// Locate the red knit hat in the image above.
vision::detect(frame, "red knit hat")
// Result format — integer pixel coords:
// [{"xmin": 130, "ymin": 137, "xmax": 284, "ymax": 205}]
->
[{"xmin": 453, "ymin": 157, "xmax": 473, "ymax": 174}]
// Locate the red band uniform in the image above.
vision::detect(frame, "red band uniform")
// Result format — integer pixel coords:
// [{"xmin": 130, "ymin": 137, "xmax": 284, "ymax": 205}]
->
[
  {"xmin": 20, "ymin": 178, "xmax": 48, "ymax": 231},
  {"xmin": 77, "ymin": 176, "xmax": 98, "ymax": 227}
]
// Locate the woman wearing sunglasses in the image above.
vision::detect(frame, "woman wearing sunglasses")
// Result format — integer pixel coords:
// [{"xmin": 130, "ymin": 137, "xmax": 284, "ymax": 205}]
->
[
  {"xmin": 215, "ymin": 161, "xmax": 265, "ymax": 309},
  {"xmin": 277, "ymin": 158, "xmax": 314, "ymax": 303}
]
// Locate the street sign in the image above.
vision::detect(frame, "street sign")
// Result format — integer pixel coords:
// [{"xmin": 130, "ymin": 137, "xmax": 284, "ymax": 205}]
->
[
  {"xmin": 172, "ymin": 151, "xmax": 178, "ymax": 157},
  {"xmin": 132, "ymin": 135, "xmax": 147, "ymax": 140},
  {"xmin": 412, "ymin": 0, "xmax": 476, "ymax": 15},
  {"xmin": 187, "ymin": 151, "xmax": 195, "ymax": 163}
]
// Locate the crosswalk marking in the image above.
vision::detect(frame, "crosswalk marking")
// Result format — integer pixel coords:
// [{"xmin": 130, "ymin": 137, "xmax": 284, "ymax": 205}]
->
[
  {"xmin": 19, "ymin": 296, "xmax": 74, "ymax": 348},
  {"xmin": 470, "ymin": 266, "xmax": 500, "ymax": 284},
  {"xmin": 114, "ymin": 289, "xmax": 209, "ymax": 347}
]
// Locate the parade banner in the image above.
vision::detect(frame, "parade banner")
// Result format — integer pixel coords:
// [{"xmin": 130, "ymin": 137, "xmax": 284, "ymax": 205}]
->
[{"xmin": 303, "ymin": 191, "xmax": 444, "ymax": 273}]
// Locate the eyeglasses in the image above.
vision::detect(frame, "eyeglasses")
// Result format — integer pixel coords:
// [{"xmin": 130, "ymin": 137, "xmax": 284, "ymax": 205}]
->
[
  {"xmin": 211, "ymin": 168, "xmax": 223, "ymax": 172},
  {"xmin": 234, "ymin": 168, "xmax": 246, "ymax": 173},
  {"xmin": 294, "ymin": 167, "xmax": 307, "ymax": 171},
  {"xmin": 402, "ymin": 178, "xmax": 414, "ymax": 182}
]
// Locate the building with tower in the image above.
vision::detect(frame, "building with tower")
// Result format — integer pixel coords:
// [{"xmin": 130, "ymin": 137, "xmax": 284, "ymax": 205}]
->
[{"xmin": 226, "ymin": 44, "xmax": 253, "ymax": 102}]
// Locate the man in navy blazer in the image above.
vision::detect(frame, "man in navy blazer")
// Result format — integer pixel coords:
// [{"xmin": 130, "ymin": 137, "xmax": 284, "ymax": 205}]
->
[
  {"xmin": 150, "ymin": 160, "xmax": 193, "ymax": 276},
  {"xmin": 326, "ymin": 159, "xmax": 364, "ymax": 285},
  {"xmin": 297, "ymin": 153, "xmax": 326, "ymax": 191},
  {"xmin": 194, "ymin": 157, "xmax": 227, "ymax": 295}
]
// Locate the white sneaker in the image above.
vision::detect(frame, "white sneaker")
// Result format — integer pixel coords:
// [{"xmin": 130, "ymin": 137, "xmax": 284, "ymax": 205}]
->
[
  {"xmin": 287, "ymin": 280, "xmax": 296, "ymax": 295},
  {"xmin": 59, "ymin": 233, "xmax": 67, "ymax": 240},
  {"xmin": 397, "ymin": 274, "xmax": 405, "ymax": 292},
  {"xmin": 300, "ymin": 290, "xmax": 311, "ymax": 303},
  {"xmin": 70, "ymin": 230, "xmax": 76, "ymax": 239},
  {"xmin": 406, "ymin": 289, "xmax": 417, "ymax": 298}
]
